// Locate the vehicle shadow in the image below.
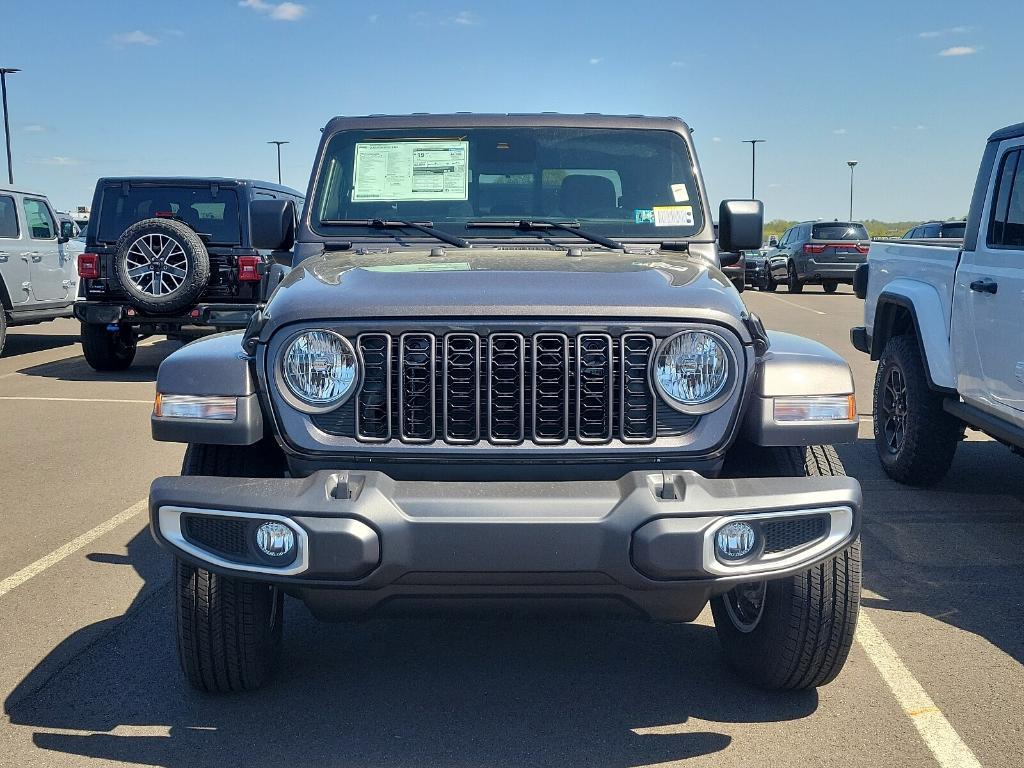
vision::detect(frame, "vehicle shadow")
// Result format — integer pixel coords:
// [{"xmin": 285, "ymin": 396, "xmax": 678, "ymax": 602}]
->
[
  {"xmin": 4, "ymin": 531, "xmax": 821, "ymax": 768},
  {"xmin": 837, "ymin": 437, "xmax": 1024, "ymax": 664},
  {"xmin": 12, "ymin": 340, "xmax": 180, "ymax": 383},
  {"xmin": 0, "ymin": 333, "xmax": 80, "ymax": 358}
]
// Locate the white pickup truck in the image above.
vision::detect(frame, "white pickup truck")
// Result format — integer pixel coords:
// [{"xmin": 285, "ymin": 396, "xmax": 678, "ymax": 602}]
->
[{"xmin": 851, "ymin": 120, "xmax": 1024, "ymax": 485}]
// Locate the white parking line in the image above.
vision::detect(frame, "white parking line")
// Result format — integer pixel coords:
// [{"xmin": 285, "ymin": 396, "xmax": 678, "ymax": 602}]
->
[
  {"xmin": 759, "ymin": 293, "xmax": 827, "ymax": 315},
  {"xmin": 0, "ymin": 396, "xmax": 152, "ymax": 404},
  {"xmin": 856, "ymin": 612, "xmax": 982, "ymax": 768},
  {"xmin": 0, "ymin": 500, "xmax": 148, "ymax": 598}
]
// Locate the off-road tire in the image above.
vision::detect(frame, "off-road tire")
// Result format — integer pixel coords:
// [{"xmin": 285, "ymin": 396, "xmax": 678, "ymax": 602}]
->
[
  {"xmin": 787, "ymin": 262, "xmax": 803, "ymax": 293},
  {"xmin": 713, "ymin": 445, "xmax": 861, "ymax": 690},
  {"xmin": 175, "ymin": 441, "xmax": 287, "ymax": 693},
  {"xmin": 81, "ymin": 322, "xmax": 137, "ymax": 371},
  {"xmin": 823, "ymin": 279, "xmax": 839, "ymax": 294},
  {"xmin": 113, "ymin": 218, "xmax": 210, "ymax": 315},
  {"xmin": 873, "ymin": 334, "xmax": 961, "ymax": 486}
]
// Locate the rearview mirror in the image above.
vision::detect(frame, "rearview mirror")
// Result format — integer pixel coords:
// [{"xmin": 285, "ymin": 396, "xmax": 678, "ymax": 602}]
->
[
  {"xmin": 250, "ymin": 199, "xmax": 296, "ymax": 251},
  {"xmin": 718, "ymin": 199, "xmax": 764, "ymax": 252}
]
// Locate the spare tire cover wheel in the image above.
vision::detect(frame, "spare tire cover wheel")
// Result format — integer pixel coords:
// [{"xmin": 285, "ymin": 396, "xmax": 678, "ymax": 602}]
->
[{"xmin": 114, "ymin": 218, "xmax": 211, "ymax": 314}]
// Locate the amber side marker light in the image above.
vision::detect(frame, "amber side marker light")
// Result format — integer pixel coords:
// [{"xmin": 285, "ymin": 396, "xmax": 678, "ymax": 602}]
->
[{"xmin": 773, "ymin": 394, "xmax": 856, "ymax": 423}]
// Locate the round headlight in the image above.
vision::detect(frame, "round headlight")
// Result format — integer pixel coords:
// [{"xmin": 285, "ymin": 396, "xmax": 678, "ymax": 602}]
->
[
  {"xmin": 280, "ymin": 330, "xmax": 357, "ymax": 411},
  {"xmin": 654, "ymin": 330, "xmax": 732, "ymax": 411}
]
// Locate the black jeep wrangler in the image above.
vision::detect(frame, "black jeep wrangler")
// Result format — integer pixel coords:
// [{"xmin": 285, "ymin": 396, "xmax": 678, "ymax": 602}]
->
[{"xmin": 74, "ymin": 177, "xmax": 304, "ymax": 371}]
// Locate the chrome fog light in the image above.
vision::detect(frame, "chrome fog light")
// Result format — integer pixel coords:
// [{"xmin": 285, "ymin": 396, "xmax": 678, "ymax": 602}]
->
[
  {"xmin": 255, "ymin": 521, "xmax": 296, "ymax": 558},
  {"xmin": 715, "ymin": 521, "xmax": 757, "ymax": 561}
]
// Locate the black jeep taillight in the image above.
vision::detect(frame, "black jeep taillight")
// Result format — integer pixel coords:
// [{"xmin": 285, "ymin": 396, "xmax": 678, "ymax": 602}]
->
[
  {"xmin": 237, "ymin": 255, "xmax": 261, "ymax": 282},
  {"xmin": 78, "ymin": 253, "xmax": 100, "ymax": 279}
]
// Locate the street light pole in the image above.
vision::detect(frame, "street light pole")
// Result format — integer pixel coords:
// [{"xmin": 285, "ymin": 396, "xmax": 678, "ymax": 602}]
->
[
  {"xmin": 847, "ymin": 160, "xmax": 858, "ymax": 221},
  {"xmin": 267, "ymin": 140, "xmax": 289, "ymax": 185},
  {"xmin": 1, "ymin": 68, "xmax": 21, "ymax": 185},
  {"xmin": 742, "ymin": 139, "xmax": 765, "ymax": 199}
]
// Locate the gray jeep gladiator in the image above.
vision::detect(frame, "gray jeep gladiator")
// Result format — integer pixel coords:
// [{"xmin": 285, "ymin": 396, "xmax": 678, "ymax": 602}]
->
[{"xmin": 148, "ymin": 114, "xmax": 863, "ymax": 693}]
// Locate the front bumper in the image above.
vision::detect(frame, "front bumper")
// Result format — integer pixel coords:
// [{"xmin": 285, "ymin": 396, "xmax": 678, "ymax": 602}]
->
[
  {"xmin": 74, "ymin": 301, "xmax": 258, "ymax": 330},
  {"xmin": 150, "ymin": 469, "xmax": 861, "ymax": 621}
]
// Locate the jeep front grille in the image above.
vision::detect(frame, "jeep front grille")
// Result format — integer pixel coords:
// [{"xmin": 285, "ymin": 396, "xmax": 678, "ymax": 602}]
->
[{"xmin": 314, "ymin": 330, "xmax": 696, "ymax": 446}]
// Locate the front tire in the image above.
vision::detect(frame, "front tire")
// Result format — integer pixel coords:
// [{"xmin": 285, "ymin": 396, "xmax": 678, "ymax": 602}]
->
[
  {"xmin": 873, "ymin": 334, "xmax": 961, "ymax": 485},
  {"xmin": 823, "ymin": 279, "xmax": 838, "ymax": 294},
  {"xmin": 0, "ymin": 309, "xmax": 7, "ymax": 356},
  {"xmin": 81, "ymin": 322, "xmax": 137, "ymax": 371},
  {"xmin": 761, "ymin": 274, "xmax": 778, "ymax": 292},
  {"xmin": 787, "ymin": 262, "xmax": 803, "ymax": 293},
  {"xmin": 175, "ymin": 442, "xmax": 287, "ymax": 693},
  {"xmin": 713, "ymin": 445, "xmax": 861, "ymax": 690}
]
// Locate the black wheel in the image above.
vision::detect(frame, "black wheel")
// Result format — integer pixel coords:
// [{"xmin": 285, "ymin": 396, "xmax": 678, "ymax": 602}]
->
[
  {"xmin": 761, "ymin": 274, "xmax": 778, "ymax": 292},
  {"xmin": 787, "ymin": 262, "xmax": 803, "ymax": 293},
  {"xmin": 731, "ymin": 277, "xmax": 745, "ymax": 293},
  {"xmin": 113, "ymin": 218, "xmax": 210, "ymax": 314},
  {"xmin": 823, "ymin": 280, "xmax": 838, "ymax": 294},
  {"xmin": 873, "ymin": 334, "xmax": 961, "ymax": 486},
  {"xmin": 713, "ymin": 445, "xmax": 861, "ymax": 690},
  {"xmin": 0, "ymin": 308, "xmax": 7, "ymax": 356},
  {"xmin": 81, "ymin": 322, "xmax": 137, "ymax": 371},
  {"xmin": 176, "ymin": 442, "xmax": 287, "ymax": 693}
]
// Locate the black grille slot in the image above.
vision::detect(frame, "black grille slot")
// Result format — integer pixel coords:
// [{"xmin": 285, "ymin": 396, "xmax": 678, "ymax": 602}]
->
[
  {"xmin": 620, "ymin": 334, "xmax": 656, "ymax": 442},
  {"xmin": 356, "ymin": 333, "xmax": 391, "ymax": 441},
  {"xmin": 532, "ymin": 333, "xmax": 570, "ymax": 443},
  {"xmin": 576, "ymin": 334, "xmax": 613, "ymax": 442},
  {"xmin": 763, "ymin": 516, "xmax": 829, "ymax": 554},
  {"xmin": 444, "ymin": 333, "xmax": 481, "ymax": 443},
  {"xmin": 488, "ymin": 333, "xmax": 525, "ymax": 443},
  {"xmin": 399, "ymin": 333, "xmax": 436, "ymax": 442},
  {"xmin": 183, "ymin": 515, "xmax": 248, "ymax": 558}
]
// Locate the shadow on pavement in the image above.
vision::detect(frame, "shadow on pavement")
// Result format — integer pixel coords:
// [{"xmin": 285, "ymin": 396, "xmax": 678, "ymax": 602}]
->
[
  {"xmin": 5, "ymin": 531, "xmax": 820, "ymax": 768},
  {"xmin": 12, "ymin": 340, "xmax": 179, "ymax": 383},
  {"xmin": 838, "ymin": 437, "xmax": 1024, "ymax": 664},
  {"xmin": 0, "ymin": 333, "xmax": 80, "ymax": 358}
]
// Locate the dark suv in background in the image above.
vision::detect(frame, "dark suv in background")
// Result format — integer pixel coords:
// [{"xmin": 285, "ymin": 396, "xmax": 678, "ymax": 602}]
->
[
  {"xmin": 773, "ymin": 220, "xmax": 869, "ymax": 293},
  {"xmin": 902, "ymin": 220, "xmax": 966, "ymax": 239},
  {"xmin": 74, "ymin": 177, "xmax": 303, "ymax": 371}
]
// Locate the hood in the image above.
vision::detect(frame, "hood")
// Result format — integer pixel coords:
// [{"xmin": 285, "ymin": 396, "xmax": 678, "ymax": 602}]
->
[{"xmin": 261, "ymin": 247, "xmax": 751, "ymax": 339}]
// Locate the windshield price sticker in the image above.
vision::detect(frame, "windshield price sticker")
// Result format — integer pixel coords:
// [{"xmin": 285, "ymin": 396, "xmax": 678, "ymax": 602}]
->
[
  {"xmin": 653, "ymin": 205, "xmax": 694, "ymax": 227},
  {"xmin": 352, "ymin": 140, "xmax": 469, "ymax": 202}
]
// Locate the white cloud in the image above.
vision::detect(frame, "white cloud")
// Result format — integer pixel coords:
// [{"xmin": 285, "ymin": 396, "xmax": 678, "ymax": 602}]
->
[
  {"xmin": 939, "ymin": 45, "xmax": 978, "ymax": 56},
  {"xmin": 915, "ymin": 124, "xmax": 927, "ymax": 130},
  {"xmin": 711, "ymin": 136, "xmax": 722, "ymax": 143},
  {"xmin": 22, "ymin": 124, "xmax": 48, "ymax": 133},
  {"xmin": 588, "ymin": 57, "xmax": 603, "ymax": 65},
  {"xmin": 239, "ymin": 0, "xmax": 307, "ymax": 22},
  {"xmin": 28, "ymin": 156, "xmax": 84, "ymax": 166},
  {"xmin": 452, "ymin": 10, "xmax": 479, "ymax": 25},
  {"xmin": 833, "ymin": 128, "xmax": 848, "ymax": 135},
  {"xmin": 368, "ymin": 13, "xmax": 379, "ymax": 23},
  {"xmin": 918, "ymin": 25, "xmax": 972, "ymax": 38},
  {"xmin": 670, "ymin": 60, "xmax": 685, "ymax": 68},
  {"xmin": 412, "ymin": 10, "xmax": 481, "ymax": 26},
  {"xmin": 111, "ymin": 30, "xmax": 158, "ymax": 46}
]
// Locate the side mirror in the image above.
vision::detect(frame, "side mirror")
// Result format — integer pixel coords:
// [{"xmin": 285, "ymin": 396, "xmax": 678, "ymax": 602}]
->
[
  {"xmin": 718, "ymin": 199, "xmax": 764, "ymax": 252},
  {"xmin": 250, "ymin": 199, "xmax": 296, "ymax": 251},
  {"xmin": 59, "ymin": 220, "xmax": 75, "ymax": 242},
  {"xmin": 718, "ymin": 251, "xmax": 741, "ymax": 268},
  {"xmin": 768, "ymin": 235, "xmax": 778, "ymax": 247}
]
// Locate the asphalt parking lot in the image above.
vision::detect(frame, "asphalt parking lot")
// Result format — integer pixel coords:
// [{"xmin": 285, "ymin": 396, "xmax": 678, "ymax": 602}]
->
[{"xmin": 0, "ymin": 289, "xmax": 1021, "ymax": 768}]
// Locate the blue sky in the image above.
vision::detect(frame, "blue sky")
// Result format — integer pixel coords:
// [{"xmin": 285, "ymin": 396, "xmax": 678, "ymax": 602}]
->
[{"xmin": 1, "ymin": 0, "xmax": 1020, "ymax": 221}]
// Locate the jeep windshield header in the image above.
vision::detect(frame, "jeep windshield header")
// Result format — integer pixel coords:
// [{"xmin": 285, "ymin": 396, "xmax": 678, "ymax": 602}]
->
[{"xmin": 311, "ymin": 126, "xmax": 704, "ymax": 242}]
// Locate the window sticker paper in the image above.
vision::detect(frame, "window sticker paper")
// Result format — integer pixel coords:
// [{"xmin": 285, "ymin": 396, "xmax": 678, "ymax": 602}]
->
[
  {"xmin": 352, "ymin": 140, "xmax": 469, "ymax": 202},
  {"xmin": 653, "ymin": 205, "xmax": 694, "ymax": 227},
  {"xmin": 670, "ymin": 183, "xmax": 690, "ymax": 202}
]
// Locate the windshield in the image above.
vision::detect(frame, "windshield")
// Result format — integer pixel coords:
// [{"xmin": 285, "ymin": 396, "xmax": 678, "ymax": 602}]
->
[
  {"xmin": 940, "ymin": 222, "xmax": 966, "ymax": 238},
  {"xmin": 96, "ymin": 184, "xmax": 240, "ymax": 245},
  {"xmin": 811, "ymin": 223, "xmax": 869, "ymax": 240},
  {"xmin": 311, "ymin": 126, "xmax": 704, "ymax": 242}
]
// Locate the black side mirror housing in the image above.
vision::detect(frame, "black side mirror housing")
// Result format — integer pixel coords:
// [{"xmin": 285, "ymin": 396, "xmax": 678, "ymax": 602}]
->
[
  {"xmin": 768, "ymin": 235, "xmax": 778, "ymax": 247},
  {"xmin": 59, "ymin": 220, "xmax": 75, "ymax": 242},
  {"xmin": 718, "ymin": 199, "xmax": 764, "ymax": 252},
  {"xmin": 250, "ymin": 199, "xmax": 296, "ymax": 251}
]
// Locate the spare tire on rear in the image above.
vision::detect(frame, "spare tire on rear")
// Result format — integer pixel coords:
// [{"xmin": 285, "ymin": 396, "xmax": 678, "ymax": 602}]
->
[{"xmin": 113, "ymin": 218, "xmax": 210, "ymax": 314}]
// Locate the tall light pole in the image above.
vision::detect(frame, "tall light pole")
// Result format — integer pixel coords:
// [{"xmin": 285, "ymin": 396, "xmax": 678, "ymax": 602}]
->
[
  {"xmin": 1, "ymin": 68, "xmax": 20, "ymax": 185},
  {"xmin": 742, "ymin": 139, "xmax": 765, "ymax": 199},
  {"xmin": 847, "ymin": 160, "xmax": 858, "ymax": 221},
  {"xmin": 267, "ymin": 140, "xmax": 289, "ymax": 185}
]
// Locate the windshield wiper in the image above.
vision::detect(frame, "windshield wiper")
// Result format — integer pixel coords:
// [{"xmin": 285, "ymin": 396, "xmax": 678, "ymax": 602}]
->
[
  {"xmin": 319, "ymin": 218, "xmax": 469, "ymax": 248},
  {"xmin": 465, "ymin": 219, "xmax": 624, "ymax": 250}
]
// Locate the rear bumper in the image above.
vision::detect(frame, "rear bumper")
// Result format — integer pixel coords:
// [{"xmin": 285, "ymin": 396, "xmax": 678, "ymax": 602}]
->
[
  {"xmin": 150, "ymin": 469, "xmax": 862, "ymax": 621},
  {"xmin": 803, "ymin": 261, "xmax": 861, "ymax": 281},
  {"xmin": 74, "ymin": 301, "xmax": 258, "ymax": 330}
]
